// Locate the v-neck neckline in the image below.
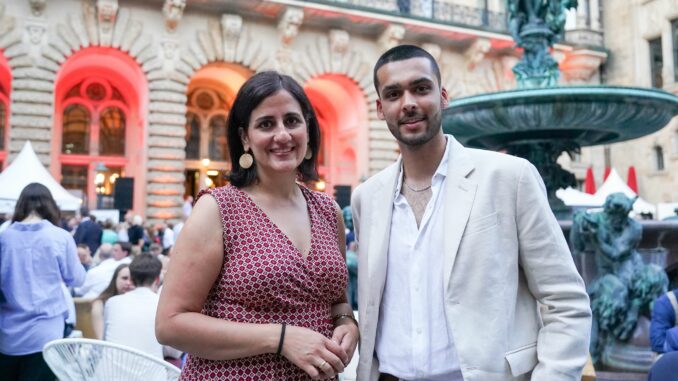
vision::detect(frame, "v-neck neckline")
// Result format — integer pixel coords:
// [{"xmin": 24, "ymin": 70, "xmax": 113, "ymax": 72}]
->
[{"xmin": 234, "ymin": 184, "xmax": 315, "ymax": 260}]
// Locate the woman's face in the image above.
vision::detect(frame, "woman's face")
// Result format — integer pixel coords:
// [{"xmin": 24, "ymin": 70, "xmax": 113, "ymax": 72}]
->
[
  {"xmin": 115, "ymin": 267, "xmax": 135, "ymax": 294},
  {"xmin": 241, "ymin": 90, "xmax": 309, "ymax": 177}
]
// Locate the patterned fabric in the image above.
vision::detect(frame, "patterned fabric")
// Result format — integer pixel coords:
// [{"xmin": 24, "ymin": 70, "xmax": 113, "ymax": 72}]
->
[{"xmin": 180, "ymin": 184, "xmax": 347, "ymax": 381}]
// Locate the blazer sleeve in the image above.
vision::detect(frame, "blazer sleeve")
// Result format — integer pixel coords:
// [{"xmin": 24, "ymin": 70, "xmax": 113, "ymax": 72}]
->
[{"xmin": 514, "ymin": 160, "xmax": 592, "ymax": 381}]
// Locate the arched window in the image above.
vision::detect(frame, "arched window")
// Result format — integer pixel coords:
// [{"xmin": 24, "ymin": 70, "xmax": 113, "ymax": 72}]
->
[
  {"xmin": 99, "ymin": 107, "xmax": 126, "ymax": 155},
  {"xmin": 185, "ymin": 112, "xmax": 200, "ymax": 160},
  {"xmin": 184, "ymin": 88, "xmax": 231, "ymax": 195},
  {"xmin": 62, "ymin": 104, "xmax": 91, "ymax": 154},
  {"xmin": 208, "ymin": 114, "xmax": 228, "ymax": 161},
  {"xmin": 654, "ymin": 145, "xmax": 665, "ymax": 171},
  {"xmin": 61, "ymin": 78, "xmax": 128, "ymax": 157},
  {"xmin": 59, "ymin": 77, "xmax": 130, "ymax": 208}
]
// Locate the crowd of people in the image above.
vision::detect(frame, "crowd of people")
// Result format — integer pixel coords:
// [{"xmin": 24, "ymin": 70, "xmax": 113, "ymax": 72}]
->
[{"xmin": 0, "ymin": 187, "xmax": 188, "ymax": 380}]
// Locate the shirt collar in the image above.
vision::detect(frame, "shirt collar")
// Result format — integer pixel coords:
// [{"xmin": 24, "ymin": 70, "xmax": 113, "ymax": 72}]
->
[{"xmin": 394, "ymin": 136, "xmax": 452, "ymax": 198}]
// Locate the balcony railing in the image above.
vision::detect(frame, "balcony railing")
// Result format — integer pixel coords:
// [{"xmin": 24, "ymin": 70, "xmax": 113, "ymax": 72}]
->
[{"xmin": 302, "ymin": 0, "xmax": 508, "ymax": 33}]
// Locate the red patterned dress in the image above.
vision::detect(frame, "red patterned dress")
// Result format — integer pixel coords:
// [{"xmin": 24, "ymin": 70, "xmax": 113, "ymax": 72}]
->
[{"xmin": 180, "ymin": 184, "xmax": 348, "ymax": 381}]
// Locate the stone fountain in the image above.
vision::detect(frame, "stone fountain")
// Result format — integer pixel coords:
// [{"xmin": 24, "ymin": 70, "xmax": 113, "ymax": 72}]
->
[
  {"xmin": 442, "ymin": 0, "xmax": 678, "ymax": 377},
  {"xmin": 442, "ymin": 0, "xmax": 678, "ymax": 219}
]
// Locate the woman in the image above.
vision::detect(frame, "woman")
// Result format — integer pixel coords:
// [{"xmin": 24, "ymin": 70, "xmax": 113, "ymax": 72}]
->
[
  {"xmin": 156, "ymin": 71, "xmax": 358, "ymax": 380},
  {"xmin": 0, "ymin": 183, "xmax": 86, "ymax": 381},
  {"xmin": 91, "ymin": 264, "xmax": 134, "ymax": 339}
]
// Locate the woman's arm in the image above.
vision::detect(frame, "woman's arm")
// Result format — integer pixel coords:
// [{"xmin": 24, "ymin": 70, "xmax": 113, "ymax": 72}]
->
[
  {"xmin": 156, "ymin": 194, "xmax": 346, "ymax": 378},
  {"xmin": 91, "ymin": 299, "xmax": 104, "ymax": 340}
]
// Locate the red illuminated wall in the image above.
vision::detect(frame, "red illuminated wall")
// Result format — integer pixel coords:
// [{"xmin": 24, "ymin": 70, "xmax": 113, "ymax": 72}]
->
[
  {"xmin": 0, "ymin": 50, "xmax": 10, "ymax": 167},
  {"xmin": 305, "ymin": 74, "xmax": 368, "ymax": 192},
  {"xmin": 52, "ymin": 47, "xmax": 148, "ymax": 212}
]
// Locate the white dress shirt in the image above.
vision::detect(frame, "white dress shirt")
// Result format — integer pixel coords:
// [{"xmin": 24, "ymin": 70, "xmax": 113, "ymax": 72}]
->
[
  {"xmin": 375, "ymin": 138, "xmax": 464, "ymax": 381},
  {"xmin": 104, "ymin": 287, "xmax": 164, "ymax": 359}
]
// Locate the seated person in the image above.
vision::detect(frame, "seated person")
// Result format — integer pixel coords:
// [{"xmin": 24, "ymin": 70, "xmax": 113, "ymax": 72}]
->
[
  {"xmin": 91, "ymin": 264, "xmax": 134, "ymax": 339},
  {"xmin": 103, "ymin": 254, "xmax": 180, "ymax": 360},
  {"xmin": 75, "ymin": 242, "xmax": 132, "ymax": 298}
]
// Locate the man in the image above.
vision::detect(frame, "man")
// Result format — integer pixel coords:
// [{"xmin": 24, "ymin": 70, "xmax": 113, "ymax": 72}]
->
[
  {"xmin": 351, "ymin": 45, "xmax": 591, "ymax": 381},
  {"xmin": 73, "ymin": 208, "xmax": 102, "ymax": 254},
  {"xmin": 75, "ymin": 242, "xmax": 132, "ymax": 298},
  {"xmin": 104, "ymin": 254, "xmax": 181, "ymax": 360}
]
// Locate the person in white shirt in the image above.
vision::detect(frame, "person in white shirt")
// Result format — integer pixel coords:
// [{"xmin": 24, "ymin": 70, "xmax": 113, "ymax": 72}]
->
[
  {"xmin": 75, "ymin": 242, "xmax": 132, "ymax": 299},
  {"xmin": 104, "ymin": 254, "xmax": 181, "ymax": 360},
  {"xmin": 352, "ymin": 45, "xmax": 591, "ymax": 381}
]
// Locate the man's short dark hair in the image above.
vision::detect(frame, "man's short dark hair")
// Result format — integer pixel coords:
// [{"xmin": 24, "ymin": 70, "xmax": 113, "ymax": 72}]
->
[
  {"xmin": 129, "ymin": 254, "xmax": 162, "ymax": 287},
  {"xmin": 76, "ymin": 243, "xmax": 89, "ymax": 251},
  {"xmin": 117, "ymin": 242, "xmax": 132, "ymax": 257},
  {"xmin": 373, "ymin": 44, "xmax": 441, "ymax": 95}
]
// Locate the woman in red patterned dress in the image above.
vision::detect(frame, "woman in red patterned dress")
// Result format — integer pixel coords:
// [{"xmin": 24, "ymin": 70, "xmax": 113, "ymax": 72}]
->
[{"xmin": 156, "ymin": 71, "xmax": 359, "ymax": 380}]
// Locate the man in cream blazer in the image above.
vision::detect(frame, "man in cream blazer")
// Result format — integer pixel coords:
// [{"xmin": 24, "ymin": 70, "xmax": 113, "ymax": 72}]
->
[{"xmin": 351, "ymin": 45, "xmax": 591, "ymax": 381}]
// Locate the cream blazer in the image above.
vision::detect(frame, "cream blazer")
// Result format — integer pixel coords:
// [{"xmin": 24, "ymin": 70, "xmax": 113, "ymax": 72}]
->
[{"xmin": 351, "ymin": 136, "xmax": 591, "ymax": 381}]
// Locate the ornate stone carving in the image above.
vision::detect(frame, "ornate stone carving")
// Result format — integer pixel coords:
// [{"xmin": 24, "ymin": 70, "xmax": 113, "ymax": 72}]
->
[
  {"xmin": 96, "ymin": 0, "xmax": 118, "ymax": 45},
  {"xmin": 329, "ymin": 29, "xmax": 349, "ymax": 55},
  {"xmin": 25, "ymin": 19, "xmax": 46, "ymax": 45},
  {"xmin": 221, "ymin": 14, "xmax": 242, "ymax": 62},
  {"xmin": 28, "ymin": 0, "xmax": 47, "ymax": 17},
  {"xmin": 162, "ymin": 0, "xmax": 185, "ymax": 33},
  {"xmin": 464, "ymin": 38, "xmax": 490, "ymax": 70},
  {"xmin": 422, "ymin": 43, "xmax": 441, "ymax": 63},
  {"xmin": 278, "ymin": 6, "xmax": 303, "ymax": 46},
  {"xmin": 378, "ymin": 24, "xmax": 405, "ymax": 51},
  {"xmin": 560, "ymin": 49, "xmax": 607, "ymax": 84}
]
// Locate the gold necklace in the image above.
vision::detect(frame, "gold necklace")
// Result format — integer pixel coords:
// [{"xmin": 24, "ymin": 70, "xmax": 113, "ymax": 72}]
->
[{"xmin": 404, "ymin": 182, "xmax": 432, "ymax": 192}]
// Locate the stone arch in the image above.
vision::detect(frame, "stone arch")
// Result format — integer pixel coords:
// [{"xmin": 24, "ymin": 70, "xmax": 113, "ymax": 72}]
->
[
  {"xmin": 304, "ymin": 74, "xmax": 368, "ymax": 193},
  {"xmin": 293, "ymin": 34, "xmax": 398, "ymax": 176},
  {"xmin": 183, "ymin": 62, "xmax": 254, "ymax": 196},
  {"xmin": 52, "ymin": 46, "xmax": 147, "ymax": 213}
]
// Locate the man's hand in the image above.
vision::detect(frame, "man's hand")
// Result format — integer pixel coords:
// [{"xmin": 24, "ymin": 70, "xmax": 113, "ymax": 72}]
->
[{"xmin": 331, "ymin": 319, "xmax": 359, "ymax": 366}]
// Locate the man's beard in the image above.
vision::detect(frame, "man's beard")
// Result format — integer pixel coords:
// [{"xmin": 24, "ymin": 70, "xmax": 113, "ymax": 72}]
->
[{"xmin": 390, "ymin": 112, "xmax": 442, "ymax": 147}]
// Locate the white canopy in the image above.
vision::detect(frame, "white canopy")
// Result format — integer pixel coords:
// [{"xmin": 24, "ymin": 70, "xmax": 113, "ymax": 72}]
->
[
  {"xmin": 593, "ymin": 169, "xmax": 656, "ymax": 215},
  {"xmin": 556, "ymin": 187, "xmax": 601, "ymax": 207},
  {"xmin": 0, "ymin": 141, "xmax": 82, "ymax": 213},
  {"xmin": 555, "ymin": 168, "xmax": 657, "ymax": 216}
]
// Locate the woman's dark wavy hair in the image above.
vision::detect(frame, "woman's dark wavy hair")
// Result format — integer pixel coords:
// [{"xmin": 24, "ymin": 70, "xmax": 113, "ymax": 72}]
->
[
  {"xmin": 227, "ymin": 71, "xmax": 320, "ymax": 188},
  {"xmin": 12, "ymin": 183, "xmax": 60, "ymax": 225}
]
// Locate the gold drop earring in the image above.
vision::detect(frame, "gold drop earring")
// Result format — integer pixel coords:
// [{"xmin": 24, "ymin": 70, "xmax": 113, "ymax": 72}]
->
[{"xmin": 239, "ymin": 150, "xmax": 254, "ymax": 169}]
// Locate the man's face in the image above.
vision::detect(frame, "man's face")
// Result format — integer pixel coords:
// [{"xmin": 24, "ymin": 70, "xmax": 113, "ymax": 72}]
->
[{"xmin": 375, "ymin": 57, "xmax": 448, "ymax": 147}]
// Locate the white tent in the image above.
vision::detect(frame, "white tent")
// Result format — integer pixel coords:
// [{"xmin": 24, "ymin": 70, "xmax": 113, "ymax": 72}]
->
[
  {"xmin": 556, "ymin": 187, "xmax": 602, "ymax": 207},
  {"xmin": 593, "ymin": 168, "xmax": 656, "ymax": 215},
  {"xmin": 0, "ymin": 141, "xmax": 82, "ymax": 213}
]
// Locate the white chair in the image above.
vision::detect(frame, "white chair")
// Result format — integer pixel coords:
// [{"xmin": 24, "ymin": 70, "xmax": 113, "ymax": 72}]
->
[{"xmin": 43, "ymin": 338, "xmax": 181, "ymax": 381}]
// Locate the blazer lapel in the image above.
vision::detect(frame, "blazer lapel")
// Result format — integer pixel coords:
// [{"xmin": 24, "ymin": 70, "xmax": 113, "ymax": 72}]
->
[
  {"xmin": 367, "ymin": 158, "xmax": 401, "ymax": 307},
  {"xmin": 443, "ymin": 139, "xmax": 477, "ymax": 289}
]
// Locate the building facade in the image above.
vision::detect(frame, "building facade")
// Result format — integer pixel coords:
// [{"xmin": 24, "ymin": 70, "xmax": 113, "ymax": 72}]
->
[
  {"xmin": 0, "ymin": 0, "xmax": 606, "ymax": 222},
  {"xmin": 596, "ymin": 0, "xmax": 678, "ymax": 207}
]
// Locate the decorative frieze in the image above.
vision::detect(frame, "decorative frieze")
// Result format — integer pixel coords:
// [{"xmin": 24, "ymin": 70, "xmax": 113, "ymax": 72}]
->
[
  {"xmin": 96, "ymin": 0, "xmax": 119, "ymax": 46},
  {"xmin": 28, "ymin": 0, "xmax": 47, "ymax": 17},
  {"xmin": 221, "ymin": 14, "xmax": 242, "ymax": 62},
  {"xmin": 378, "ymin": 24, "xmax": 404, "ymax": 51},
  {"xmin": 162, "ymin": 0, "xmax": 186, "ymax": 33}
]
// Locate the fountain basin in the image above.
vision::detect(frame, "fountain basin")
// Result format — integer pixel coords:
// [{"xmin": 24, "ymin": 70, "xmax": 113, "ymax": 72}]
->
[{"xmin": 443, "ymin": 86, "xmax": 678, "ymax": 149}]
